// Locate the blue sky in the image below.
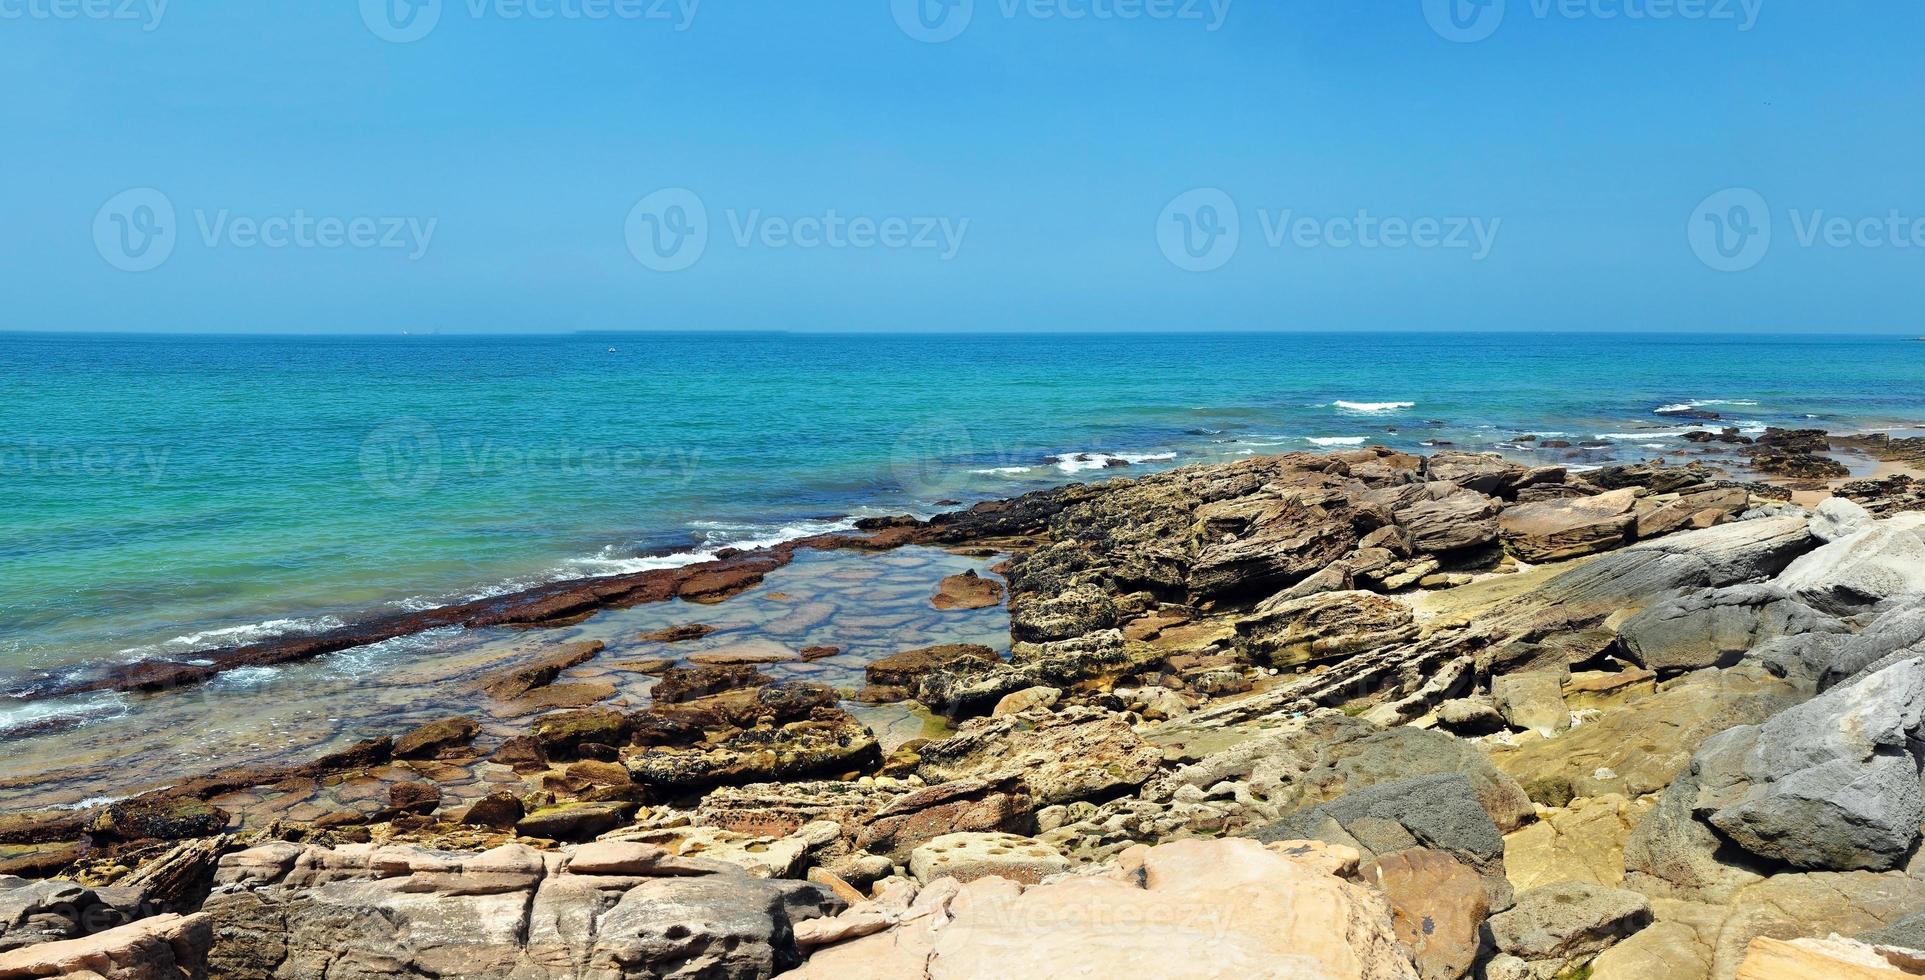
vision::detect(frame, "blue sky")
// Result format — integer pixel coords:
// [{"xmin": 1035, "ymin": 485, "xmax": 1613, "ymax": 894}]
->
[{"xmin": 2, "ymin": 0, "xmax": 1920, "ymax": 333}]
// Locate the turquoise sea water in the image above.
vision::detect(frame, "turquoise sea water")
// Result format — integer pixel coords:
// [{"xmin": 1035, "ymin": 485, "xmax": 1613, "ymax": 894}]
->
[{"xmin": 2, "ymin": 331, "xmax": 1921, "ymax": 682}]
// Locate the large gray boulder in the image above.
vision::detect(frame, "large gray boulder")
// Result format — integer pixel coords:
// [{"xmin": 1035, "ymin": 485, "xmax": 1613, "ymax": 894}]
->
[
  {"xmin": 1617, "ymin": 584, "xmax": 1847, "ymax": 674},
  {"xmin": 1810, "ymin": 497, "xmax": 1874, "ymax": 542},
  {"xmin": 1652, "ymin": 655, "xmax": 1925, "ymax": 875},
  {"xmin": 1251, "ymin": 773, "xmax": 1513, "ymax": 910},
  {"xmin": 1775, "ymin": 521, "xmax": 1925, "ymax": 614},
  {"xmin": 1819, "ymin": 599, "xmax": 1925, "ymax": 689}
]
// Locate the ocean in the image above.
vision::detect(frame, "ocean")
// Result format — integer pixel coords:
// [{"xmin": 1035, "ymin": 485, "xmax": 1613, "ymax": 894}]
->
[{"xmin": 3, "ymin": 331, "xmax": 1920, "ymax": 684}]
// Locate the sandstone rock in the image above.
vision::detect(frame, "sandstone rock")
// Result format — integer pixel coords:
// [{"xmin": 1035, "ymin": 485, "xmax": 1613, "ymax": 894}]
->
[
  {"xmin": 907, "ymin": 832, "xmax": 1070, "ymax": 885},
  {"xmin": 1619, "ymin": 585, "xmax": 1847, "ymax": 674},
  {"xmin": 783, "ymin": 837, "xmax": 1420, "ymax": 979},
  {"xmin": 1238, "ymin": 590, "xmax": 1419, "ymax": 667},
  {"xmin": 652, "ymin": 664, "xmax": 770, "ymax": 704},
  {"xmin": 1008, "ymin": 582, "xmax": 1119, "ymax": 643},
  {"xmin": 1437, "ymin": 698, "xmax": 1505, "ymax": 735},
  {"xmin": 205, "ymin": 841, "xmax": 841, "ymax": 979},
  {"xmin": 1502, "ymin": 795, "xmax": 1651, "ymax": 893},
  {"xmin": 1360, "ymin": 847, "xmax": 1489, "ymax": 979},
  {"xmin": 1424, "ymin": 452, "xmax": 1531, "ymax": 498},
  {"xmin": 1500, "ymin": 488, "xmax": 1641, "ymax": 562},
  {"xmin": 460, "ymin": 792, "xmax": 525, "ymax": 829},
  {"xmin": 1492, "ymin": 671, "xmax": 1570, "ymax": 737},
  {"xmin": 1737, "ymin": 935, "xmax": 1925, "ymax": 979},
  {"xmin": 990, "ymin": 686, "xmax": 1060, "ymax": 717},
  {"xmin": 478, "ymin": 640, "xmax": 605, "ymax": 699},
  {"xmin": 393, "ymin": 716, "xmax": 480, "ymax": 759},
  {"xmin": 915, "ymin": 712, "xmax": 1159, "ymax": 807},
  {"xmin": 1775, "ymin": 522, "xmax": 1925, "ymax": 614},
  {"xmin": 530, "ymin": 708, "xmax": 629, "ymax": 757},
  {"xmin": 1389, "ymin": 484, "xmax": 1504, "ymax": 553},
  {"xmin": 865, "ymin": 644, "xmax": 999, "ymax": 689},
  {"xmin": 0, "ymin": 912, "xmax": 210, "ymax": 980},
  {"xmin": 627, "ymin": 706, "xmax": 880, "ymax": 792},
  {"xmin": 1493, "ymin": 665, "xmax": 1797, "ymax": 806},
  {"xmin": 637, "ymin": 623, "xmax": 718, "ymax": 643},
  {"xmin": 855, "ymin": 779, "xmax": 1033, "ymax": 863},
  {"xmin": 96, "ymin": 798, "xmax": 228, "ymax": 843},
  {"xmin": 686, "ymin": 640, "xmax": 801, "ymax": 666},
  {"xmin": 1488, "ymin": 881, "xmax": 1652, "ymax": 978},
  {"xmin": 1812, "ymin": 497, "xmax": 1876, "ymax": 543},
  {"xmin": 386, "ymin": 781, "xmax": 441, "ymax": 815},
  {"xmin": 930, "ymin": 570, "xmax": 1005, "ymax": 610},
  {"xmin": 515, "ymin": 801, "xmax": 635, "ymax": 841}
]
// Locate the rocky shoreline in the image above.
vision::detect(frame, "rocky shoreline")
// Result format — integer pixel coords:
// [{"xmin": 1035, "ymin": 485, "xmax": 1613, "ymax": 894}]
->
[{"xmin": 5, "ymin": 439, "xmax": 1925, "ymax": 978}]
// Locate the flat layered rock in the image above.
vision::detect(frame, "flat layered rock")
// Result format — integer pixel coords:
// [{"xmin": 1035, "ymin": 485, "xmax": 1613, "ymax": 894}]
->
[{"xmin": 1500, "ymin": 488, "xmax": 1641, "ymax": 562}]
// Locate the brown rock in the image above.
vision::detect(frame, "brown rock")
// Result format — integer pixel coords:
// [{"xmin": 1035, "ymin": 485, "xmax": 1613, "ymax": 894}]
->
[
  {"xmin": 387, "ymin": 781, "xmax": 441, "ymax": 815},
  {"xmin": 459, "ymin": 792, "xmax": 525, "ymax": 829},
  {"xmin": 1361, "ymin": 848, "xmax": 1490, "ymax": 980},
  {"xmin": 799, "ymin": 645, "xmax": 842, "ymax": 661},
  {"xmin": 865, "ymin": 644, "xmax": 999, "ymax": 688},
  {"xmin": 638, "ymin": 623, "xmax": 719, "ymax": 643},
  {"xmin": 857, "ymin": 779, "xmax": 1035, "ymax": 862},
  {"xmin": 478, "ymin": 640, "xmax": 605, "ymax": 699},
  {"xmin": 931, "ymin": 570, "xmax": 1006, "ymax": 610},
  {"xmin": 393, "ymin": 716, "xmax": 480, "ymax": 759},
  {"xmin": 566, "ymin": 759, "xmax": 633, "ymax": 787},
  {"xmin": 1499, "ymin": 488, "xmax": 1640, "ymax": 562},
  {"xmin": 653, "ymin": 664, "xmax": 770, "ymax": 704}
]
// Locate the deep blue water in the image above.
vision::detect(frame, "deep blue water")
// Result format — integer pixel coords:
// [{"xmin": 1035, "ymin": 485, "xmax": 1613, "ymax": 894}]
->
[{"xmin": 2, "ymin": 331, "xmax": 1920, "ymax": 677}]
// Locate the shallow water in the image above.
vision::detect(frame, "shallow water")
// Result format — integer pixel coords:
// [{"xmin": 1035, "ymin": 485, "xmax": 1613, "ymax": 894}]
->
[
  {"xmin": 3, "ymin": 331, "xmax": 1920, "ymax": 677},
  {"xmin": 0, "ymin": 547, "xmax": 1005, "ymax": 813}
]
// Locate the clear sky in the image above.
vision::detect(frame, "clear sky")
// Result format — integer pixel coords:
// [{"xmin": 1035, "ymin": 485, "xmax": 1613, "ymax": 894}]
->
[{"xmin": 3, "ymin": 0, "xmax": 1921, "ymax": 333}]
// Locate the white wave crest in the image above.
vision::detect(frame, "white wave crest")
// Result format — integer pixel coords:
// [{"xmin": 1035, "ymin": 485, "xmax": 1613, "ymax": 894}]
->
[
  {"xmin": 1307, "ymin": 436, "xmax": 1368, "ymax": 447},
  {"xmin": 1331, "ymin": 401, "xmax": 1415, "ymax": 413}
]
